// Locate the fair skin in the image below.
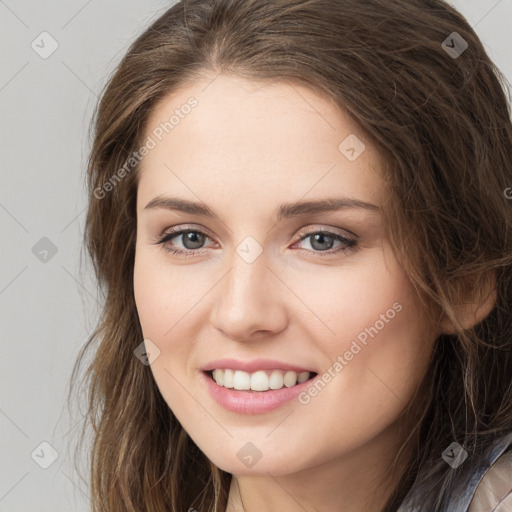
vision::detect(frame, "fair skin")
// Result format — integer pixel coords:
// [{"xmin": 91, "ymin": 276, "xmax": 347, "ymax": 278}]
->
[{"xmin": 133, "ymin": 73, "xmax": 441, "ymax": 511}]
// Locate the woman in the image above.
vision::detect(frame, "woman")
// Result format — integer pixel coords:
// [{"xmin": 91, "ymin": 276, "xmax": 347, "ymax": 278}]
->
[{"xmin": 69, "ymin": 0, "xmax": 512, "ymax": 510}]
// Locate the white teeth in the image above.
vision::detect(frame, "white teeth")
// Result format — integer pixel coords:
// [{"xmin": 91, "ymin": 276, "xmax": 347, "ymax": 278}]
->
[
  {"xmin": 269, "ymin": 370, "xmax": 284, "ymax": 389},
  {"xmin": 283, "ymin": 371, "xmax": 297, "ymax": 388},
  {"xmin": 233, "ymin": 370, "xmax": 251, "ymax": 390},
  {"xmin": 251, "ymin": 370, "xmax": 269, "ymax": 391},
  {"xmin": 223, "ymin": 368, "xmax": 234, "ymax": 388},
  {"xmin": 210, "ymin": 369, "xmax": 312, "ymax": 391},
  {"xmin": 297, "ymin": 371, "xmax": 309, "ymax": 384},
  {"xmin": 212, "ymin": 369, "xmax": 223, "ymax": 386}
]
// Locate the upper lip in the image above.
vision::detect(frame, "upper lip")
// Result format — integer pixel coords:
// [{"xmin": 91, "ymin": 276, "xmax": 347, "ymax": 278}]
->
[{"xmin": 201, "ymin": 358, "xmax": 317, "ymax": 374}]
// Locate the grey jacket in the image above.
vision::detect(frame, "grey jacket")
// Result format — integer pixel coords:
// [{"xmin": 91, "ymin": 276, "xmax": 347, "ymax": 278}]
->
[{"xmin": 398, "ymin": 432, "xmax": 512, "ymax": 511}]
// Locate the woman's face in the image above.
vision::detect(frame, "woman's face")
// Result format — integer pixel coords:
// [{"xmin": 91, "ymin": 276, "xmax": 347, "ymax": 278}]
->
[{"xmin": 133, "ymin": 74, "xmax": 438, "ymax": 476}]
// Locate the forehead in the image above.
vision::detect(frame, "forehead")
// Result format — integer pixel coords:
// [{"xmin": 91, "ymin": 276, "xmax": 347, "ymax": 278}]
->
[{"xmin": 137, "ymin": 74, "xmax": 384, "ymax": 213}]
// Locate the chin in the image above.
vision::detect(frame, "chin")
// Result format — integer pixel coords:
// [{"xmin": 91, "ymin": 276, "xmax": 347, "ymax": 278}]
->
[{"xmin": 205, "ymin": 447, "xmax": 305, "ymax": 476}]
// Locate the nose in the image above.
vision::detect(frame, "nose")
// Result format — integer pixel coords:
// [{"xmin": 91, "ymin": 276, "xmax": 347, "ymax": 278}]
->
[{"xmin": 211, "ymin": 249, "xmax": 288, "ymax": 342}]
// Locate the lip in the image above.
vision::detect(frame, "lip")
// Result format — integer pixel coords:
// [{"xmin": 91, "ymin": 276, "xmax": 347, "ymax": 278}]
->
[
  {"xmin": 201, "ymin": 369, "xmax": 318, "ymax": 415},
  {"xmin": 200, "ymin": 358, "xmax": 316, "ymax": 374}
]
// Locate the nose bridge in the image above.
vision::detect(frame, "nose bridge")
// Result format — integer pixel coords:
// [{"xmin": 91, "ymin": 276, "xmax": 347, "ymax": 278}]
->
[{"xmin": 212, "ymin": 242, "xmax": 287, "ymax": 340}]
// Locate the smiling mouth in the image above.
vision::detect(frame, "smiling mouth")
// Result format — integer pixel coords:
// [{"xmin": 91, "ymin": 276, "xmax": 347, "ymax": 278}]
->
[{"xmin": 205, "ymin": 369, "xmax": 318, "ymax": 392}]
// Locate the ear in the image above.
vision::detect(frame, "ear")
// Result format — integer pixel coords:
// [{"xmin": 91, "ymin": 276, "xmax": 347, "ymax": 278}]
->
[{"xmin": 439, "ymin": 269, "xmax": 497, "ymax": 334}]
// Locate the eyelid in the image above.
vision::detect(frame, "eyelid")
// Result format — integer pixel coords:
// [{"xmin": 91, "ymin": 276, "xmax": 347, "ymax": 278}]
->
[
  {"xmin": 294, "ymin": 224, "xmax": 358, "ymax": 241},
  {"xmin": 154, "ymin": 223, "xmax": 216, "ymax": 245},
  {"xmin": 158, "ymin": 223, "xmax": 212, "ymax": 237}
]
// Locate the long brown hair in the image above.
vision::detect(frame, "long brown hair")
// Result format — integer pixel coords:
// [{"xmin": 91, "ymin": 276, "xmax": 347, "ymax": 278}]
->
[{"xmin": 67, "ymin": 0, "xmax": 512, "ymax": 510}]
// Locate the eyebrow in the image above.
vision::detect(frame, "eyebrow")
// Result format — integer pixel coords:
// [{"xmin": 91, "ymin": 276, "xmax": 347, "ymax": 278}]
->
[{"xmin": 144, "ymin": 195, "xmax": 380, "ymax": 222}]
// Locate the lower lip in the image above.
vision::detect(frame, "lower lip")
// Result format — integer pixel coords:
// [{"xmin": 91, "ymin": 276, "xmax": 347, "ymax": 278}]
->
[{"xmin": 201, "ymin": 371, "xmax": 317, "ymax": 415}]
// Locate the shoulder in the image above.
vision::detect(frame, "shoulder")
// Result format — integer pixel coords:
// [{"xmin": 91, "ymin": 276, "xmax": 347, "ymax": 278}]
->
[{"xmin": 468, "ymin": 451, "xmax": 512, "ymax": 512}]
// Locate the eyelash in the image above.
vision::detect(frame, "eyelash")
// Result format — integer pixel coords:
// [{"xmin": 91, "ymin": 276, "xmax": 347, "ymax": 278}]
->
[{"xmin": 153, "ymin": 225, "xmax": 358, "ymax": 259}]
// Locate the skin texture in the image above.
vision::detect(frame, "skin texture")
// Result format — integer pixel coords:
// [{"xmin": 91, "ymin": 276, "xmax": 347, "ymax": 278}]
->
[{"xmin": 133, "ymin": 74, "xmax": 441, "ymax": 511}]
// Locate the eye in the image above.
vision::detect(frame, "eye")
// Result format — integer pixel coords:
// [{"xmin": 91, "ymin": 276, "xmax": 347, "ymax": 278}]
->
[
  {"xmin": 293, "ymin": 229, "xmax": 358, "ymax": 256},
  {"xmin": 155, "ymin": 227, "xmax": 215, "ymax": 256},
  {"xmin": 153, "ymin": 225, "xmax": 358, "ymax": 258}
]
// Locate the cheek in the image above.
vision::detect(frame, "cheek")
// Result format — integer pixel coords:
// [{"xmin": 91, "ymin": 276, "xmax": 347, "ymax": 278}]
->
[
  {"xmin": 133, "ymin": 250, "xmax": 164, "ymax": 336},
  {"xmin": 298, "ymin": 251, "xmax": 434, "ymax": 429},
  {"xmin": 316, "ymin": 296, "xmax": 432, "ymax": 439},
  {"xmin": 133, "ymin": 248, "xmax": 201, "ymax": 419},
  {"xmin": 133, "ymin": 247, "xmax": 217, "ymax": 405},
  {"xmin": 291, "ymin": 247, "xmax": 414, "ymax": 354},
  {"xmin": 133, "ymin": 248, "xmax": 204, "ymax": 337}
]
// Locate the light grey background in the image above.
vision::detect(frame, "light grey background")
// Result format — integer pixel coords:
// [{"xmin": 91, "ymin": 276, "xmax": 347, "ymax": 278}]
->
[{"xmin": 1, "ymin": 1, "xmax": 511, "ymax": 510}]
